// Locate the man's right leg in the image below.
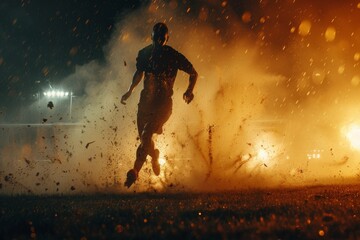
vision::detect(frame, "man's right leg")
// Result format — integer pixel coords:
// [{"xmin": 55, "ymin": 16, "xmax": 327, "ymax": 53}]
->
[
  {"xmin": 123, "ymin": 142, "xmax": 147, "ymax": 188},
  {"xmin": 125, "ymin": 101, "xmax": 150, "ymax": 188},
  {"xmin": 125, "ymin": 125, "xmax": 156, "ymax": 188}
]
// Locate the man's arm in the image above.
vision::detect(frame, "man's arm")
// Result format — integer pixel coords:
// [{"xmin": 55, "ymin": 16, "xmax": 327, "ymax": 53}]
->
[
  {"xmin": 173, "ymin": 49, "xmax": 198, "ymax": 104},
  {"xmin": 183, "ymin": 69, "xmax": 198, "ymax": 104},
  {"xmin": 121, "ymin": 70, "xmax": 144, "ymax": 105}
]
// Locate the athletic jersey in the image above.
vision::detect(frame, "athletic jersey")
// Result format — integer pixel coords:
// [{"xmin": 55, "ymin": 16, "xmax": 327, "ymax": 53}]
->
[{"xmin": 136, "ymin": 44, "xmax": 196, "ymax": 100}]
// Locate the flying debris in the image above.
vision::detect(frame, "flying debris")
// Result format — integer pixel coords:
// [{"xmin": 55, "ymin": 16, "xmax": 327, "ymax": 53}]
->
[
  {"xmin": 47, "ymin": 101, "xmax": 54, "ymax": 109},
  {"xmin": 85, "ymin": 141, "xmax": 95, "ymax": 149},
  {"xmin": 2, "ymin": 0, "xmax": 360, "ymax": 195}
]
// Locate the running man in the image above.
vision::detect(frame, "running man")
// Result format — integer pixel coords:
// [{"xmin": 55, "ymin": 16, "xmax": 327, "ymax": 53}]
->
[{"xmin": 121, "ymin": 22, "xmax": 198, "ymax": 188}]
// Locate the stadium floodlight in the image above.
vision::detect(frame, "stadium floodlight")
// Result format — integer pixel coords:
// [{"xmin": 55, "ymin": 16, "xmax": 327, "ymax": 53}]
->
[
  {"xmin": 43, "ymin": 90, "xmax": 71, "ymax": 98},
  {"xmin": 42, "ymin": 89, "xmax": 74, "ymax": 119}
]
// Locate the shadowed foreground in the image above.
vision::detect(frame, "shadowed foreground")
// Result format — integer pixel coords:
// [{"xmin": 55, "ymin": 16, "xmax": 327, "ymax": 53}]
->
[{"xmin": 1, "ymin": 184, "xmax": 360, "ymax": 239}]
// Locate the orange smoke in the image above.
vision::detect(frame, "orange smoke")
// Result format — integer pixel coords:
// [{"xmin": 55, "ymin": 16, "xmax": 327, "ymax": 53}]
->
[{"xmin": 2, "ymin": 0, "xmax": 360, "ymax": 194}]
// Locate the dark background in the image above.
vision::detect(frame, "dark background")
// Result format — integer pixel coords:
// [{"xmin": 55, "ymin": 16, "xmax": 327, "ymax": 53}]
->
[
  {"xmin": 2, "ymin": 0, "xmax": 354, "ymax": 120},
  {"xmin": 0, "ymin": 0, "xmax": 147, "ymax": 109},
  {"xmin": 0, "ymin": 0, "xmax": 260, "ymax": 110}
]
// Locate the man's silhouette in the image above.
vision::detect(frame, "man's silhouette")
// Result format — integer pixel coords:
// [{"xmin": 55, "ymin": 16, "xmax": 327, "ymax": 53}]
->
[{"xmin": 121, "ymin": 22, "xmax": 198, "ymax": 188}]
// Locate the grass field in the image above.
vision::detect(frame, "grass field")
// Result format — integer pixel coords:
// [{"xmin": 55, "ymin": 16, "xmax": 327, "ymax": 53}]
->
[{"xmin": 1, "ymin": 184, "xmax": 360, "ymax": 239}]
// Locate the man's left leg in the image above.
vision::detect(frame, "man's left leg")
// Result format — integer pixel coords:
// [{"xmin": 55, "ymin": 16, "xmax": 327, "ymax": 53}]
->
[{"xmin": 149, "ymin": 100, "xmax": 172, "ymax": 176}]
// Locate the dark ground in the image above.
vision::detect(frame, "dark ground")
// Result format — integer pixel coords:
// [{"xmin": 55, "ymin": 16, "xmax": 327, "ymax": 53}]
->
[{"xmin": 1, "ymin": 184, "xmax": 360, "ymax": 239}]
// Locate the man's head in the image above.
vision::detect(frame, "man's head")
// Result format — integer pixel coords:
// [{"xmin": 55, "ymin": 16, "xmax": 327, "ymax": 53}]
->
[{"xmin": 151, "ymin": 22, "xmax": 169, "ymax": 47}]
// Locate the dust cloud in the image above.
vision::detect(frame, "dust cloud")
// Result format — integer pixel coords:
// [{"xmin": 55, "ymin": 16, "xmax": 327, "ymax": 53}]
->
[{"xmin": 1, "ymin": 0, "xmax": 360, "ymax": 194}]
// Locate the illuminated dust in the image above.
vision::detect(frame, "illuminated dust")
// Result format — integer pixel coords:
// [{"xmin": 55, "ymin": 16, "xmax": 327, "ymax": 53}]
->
[{"xmin": 1, "ymin": 0, "xmax": 360, "ymax": 194}]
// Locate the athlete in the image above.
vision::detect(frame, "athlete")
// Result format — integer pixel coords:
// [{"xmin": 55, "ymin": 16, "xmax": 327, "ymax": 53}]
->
[{"xmin": 121, "ymin": 22, "xmax": 198, "ymax": 188}]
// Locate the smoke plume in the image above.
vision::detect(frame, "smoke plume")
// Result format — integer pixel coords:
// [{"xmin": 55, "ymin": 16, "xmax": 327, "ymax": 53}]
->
[{"xmin": 1, "ymin": 0, "xmax": 360, "ymax": 194}]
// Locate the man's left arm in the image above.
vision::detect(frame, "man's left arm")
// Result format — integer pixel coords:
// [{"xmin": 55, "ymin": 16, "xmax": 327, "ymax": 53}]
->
[
  {"xmin": 176, "ymin": 52, "xmax": 198, "ymax": 104},
  {"xmin": 183, "ymin": 68, "xmax": 197, "ymax": 104}
]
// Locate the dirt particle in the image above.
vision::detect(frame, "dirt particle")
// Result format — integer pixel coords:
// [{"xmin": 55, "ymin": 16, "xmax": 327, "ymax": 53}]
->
[
  {"xmin": 85, "ymin": 141, "xmax": 95, "ymax": 149},
  {"xmin": 24, "ymin": 158, "xmax": 31, "ymax": 165},
  {"xmin": 4, "ymin": 174, "xmax": 13, "ymax": 182},
  {"xmin": 47, "ymin": 101, "xmax": 54, "ymax": 109}
]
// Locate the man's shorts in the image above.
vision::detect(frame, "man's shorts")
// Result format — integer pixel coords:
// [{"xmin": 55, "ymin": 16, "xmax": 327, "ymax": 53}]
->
[{"xmin": 137, "ymin": 97, "xmax": 172, "ymax": 135}]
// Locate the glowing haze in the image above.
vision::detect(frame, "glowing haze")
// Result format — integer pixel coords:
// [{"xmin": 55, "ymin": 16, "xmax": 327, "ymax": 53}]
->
[{"xmin": 1, "ymin": 0, "xmax": 360, "ymax": 194}]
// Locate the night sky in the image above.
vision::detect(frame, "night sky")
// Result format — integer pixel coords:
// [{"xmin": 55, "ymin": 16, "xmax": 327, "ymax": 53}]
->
[
  {"xmin": 0, "ymin": 0, "xmax": 252, "ymax": 111},
  {"xmin": 1, "ymin": 0, "xmax": 359, "ymax": 116},
  {"xmin": 0, "ymin": 0, "xmax": 145, "ymax": 104}
]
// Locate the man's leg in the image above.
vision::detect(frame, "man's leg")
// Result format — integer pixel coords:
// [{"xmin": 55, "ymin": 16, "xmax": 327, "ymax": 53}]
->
[
  {"xmin": 124, "ymin": 106, "xmax": 147, "ymax": 188},
  {"xmin": 125, "ymin": 124, "xmax": 157, "ymax": 188},
  {"xmin": 125, "ymin": 100, "xmax": 171, "ymax": 187},
  {"xmin": 134, "ymin": 124, "xmax": 155, "ymax": 170},
  {"xmin": 148, "ymin": 100, "xmax": 172, "ymax": 175}
]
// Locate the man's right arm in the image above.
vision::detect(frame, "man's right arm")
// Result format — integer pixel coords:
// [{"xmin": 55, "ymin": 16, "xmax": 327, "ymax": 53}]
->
[{"xmin": 121, "ymin": 70, "xmax": 144, "ymax": 105}]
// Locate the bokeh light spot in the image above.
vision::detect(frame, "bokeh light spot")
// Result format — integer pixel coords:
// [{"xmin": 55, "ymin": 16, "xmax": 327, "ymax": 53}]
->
[
  {"xmin": 242, "ymin": 12, "xmax": 252, "ymax": 23},
  {"xmin": 354, "ymin": 52, "xmax": 360, "ymax": 61},
  {"xmin": 338, "ymin": 65, "xmax": 345, "ymax": 74},
  {"xmin": 351, "ymin": 75, "xmax": 360, "ymax": 86},
  {"xmin": 325, "ymin": 27, "xmax": 336, "ymax": 42},
  {"xmin": 298, "ymin": 20, "xmax": 312, "ymax": 36}
]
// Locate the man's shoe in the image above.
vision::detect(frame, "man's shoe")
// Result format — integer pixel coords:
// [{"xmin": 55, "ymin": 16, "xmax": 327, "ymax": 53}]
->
[
  {"xmin": 124, "ymin": 169, "xmax": 138, "ymax": 188},
  {"xmin": 151, "ymin": 149, "xmax": 160, "ymax": 176}
]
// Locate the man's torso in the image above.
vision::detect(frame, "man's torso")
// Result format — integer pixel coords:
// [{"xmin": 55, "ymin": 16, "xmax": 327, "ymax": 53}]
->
[{"xmin": 136, "ymin": 45, "xmax": 193, "ymax": 101}]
